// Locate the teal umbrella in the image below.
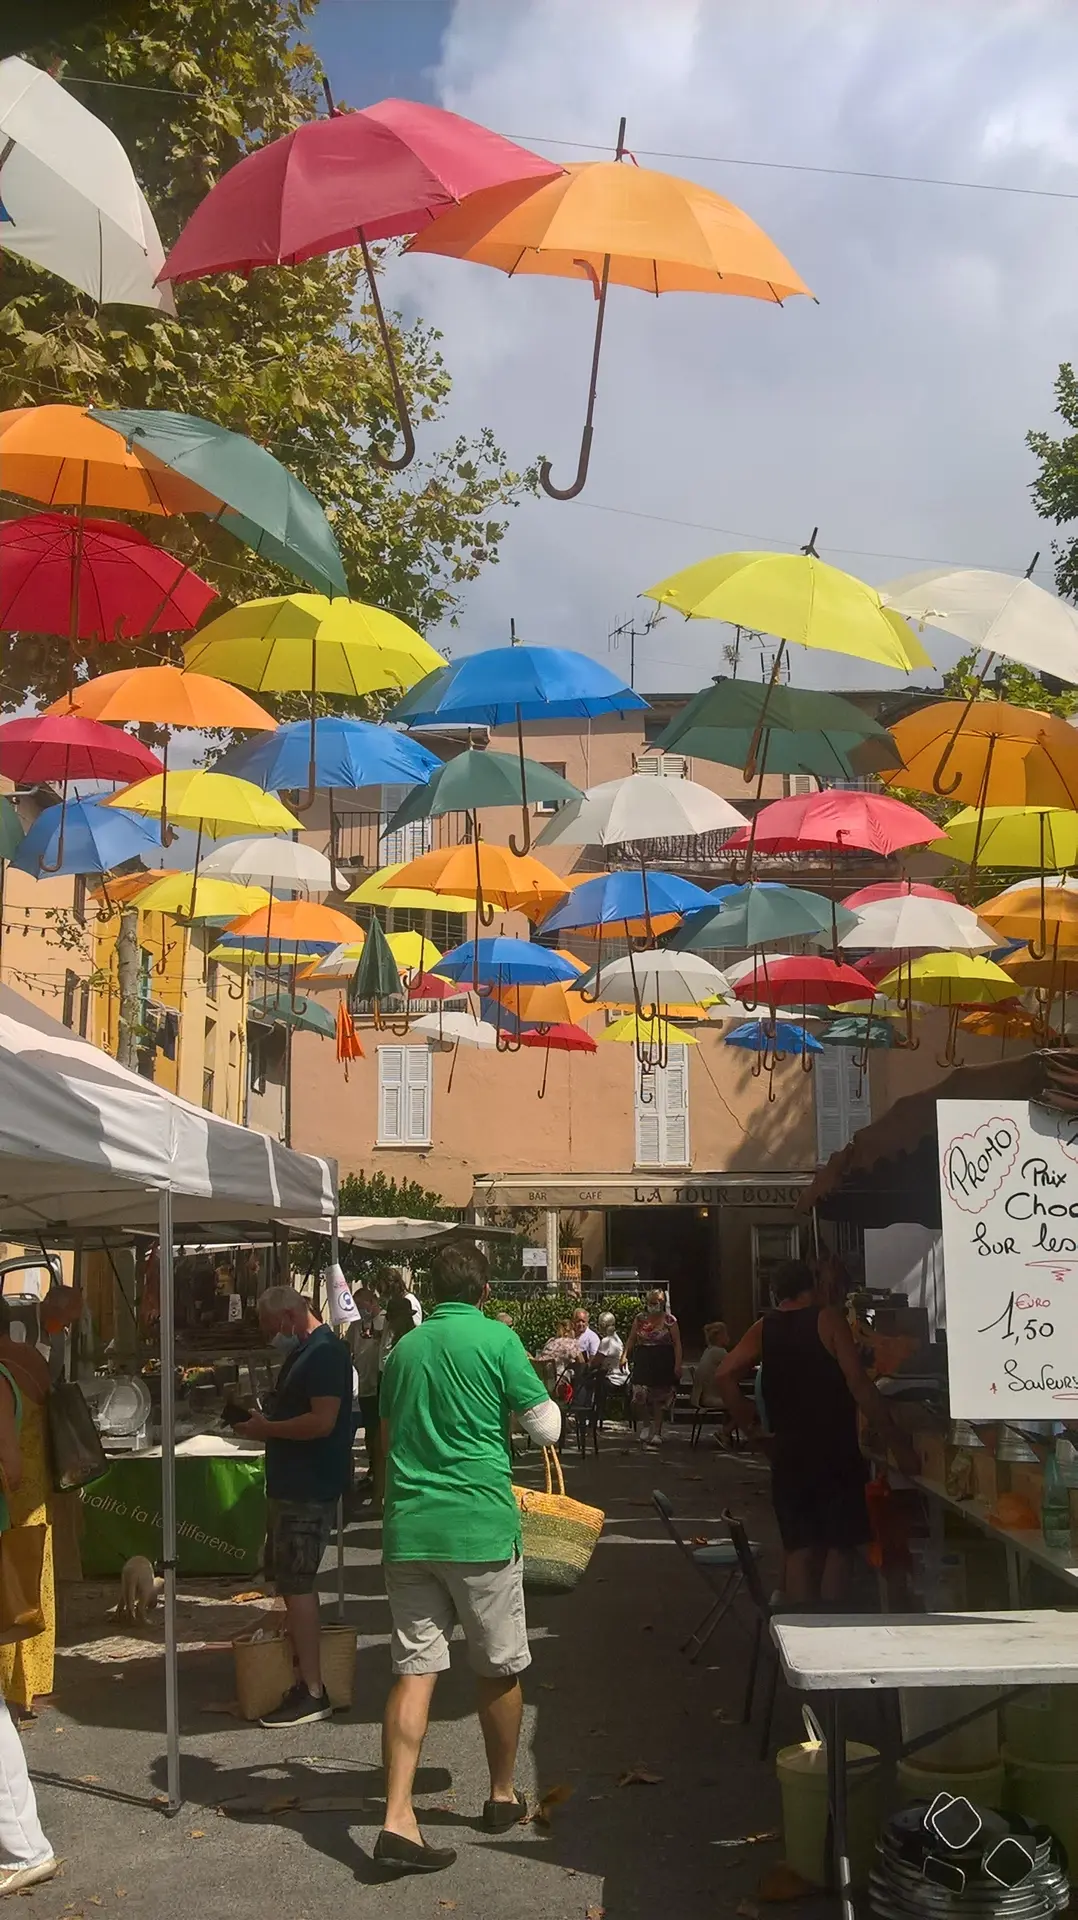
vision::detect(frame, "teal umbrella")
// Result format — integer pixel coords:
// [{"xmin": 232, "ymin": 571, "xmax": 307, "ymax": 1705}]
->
[
  {"xmin": 348, "ymin": 916, "xmax": 404, "ymax": 1023},
  {"xmin": 671, "ymin": 882, "xmax": 858, "ymax": 951},
  {"xmin": 819, "ymin": 1015, "xmax": 896, "ymax": 1049},
  {"xmin": 651, "ymin": 678, "xmax": 900, "ymax": 783},
  {"xmin": 384, "ymin": 747, "xmax": 581, "ymax": 837},
  {"xmin": 89, "ymin": 408, "xmax": 347, "ymax": 599},
  {"xmin": 0, "ymin": 796, "xmax": 23, "ymax": 972},
  {"xmin": 248, "ymin": 991, "xmax": 335, "ymax": 1037}
]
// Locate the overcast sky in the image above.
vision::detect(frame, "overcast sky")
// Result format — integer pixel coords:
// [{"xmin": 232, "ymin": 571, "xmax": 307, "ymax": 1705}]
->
[{"xmin": 313, "ymin": 0, "xmax": 1078, "ymax": 694}]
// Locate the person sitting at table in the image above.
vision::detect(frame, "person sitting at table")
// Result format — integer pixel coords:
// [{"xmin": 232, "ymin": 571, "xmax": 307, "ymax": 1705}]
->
[
  {"xmin": 714, "ymin": 1260, "xmax": 918, "ymax": 1605},
  {"xmin": 690, "ymin": 1320, "xmax": 733, "ymax": 1444}
]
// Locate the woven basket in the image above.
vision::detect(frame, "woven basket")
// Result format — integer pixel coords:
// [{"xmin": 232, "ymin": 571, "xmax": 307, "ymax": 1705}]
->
[{"xmin": 514, "ymin": 1447, "xmax": 604, "ymax": 1595}]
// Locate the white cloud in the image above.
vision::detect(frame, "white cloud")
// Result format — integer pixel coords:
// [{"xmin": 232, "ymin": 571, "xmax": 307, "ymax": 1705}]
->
[{"xmin": 390, "ymin": 0, "xmax": 1078, "ymax": 692}]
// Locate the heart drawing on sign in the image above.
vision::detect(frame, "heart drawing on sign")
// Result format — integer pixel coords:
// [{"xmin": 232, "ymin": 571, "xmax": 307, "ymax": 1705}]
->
[
  {"xmin": 1055, "ymin": 1111, "xmax": 1078, "ymax": 1167},
  {"xmin": 941, "ymin": 1116, "xmax": 1021, "ymax": 1213}
]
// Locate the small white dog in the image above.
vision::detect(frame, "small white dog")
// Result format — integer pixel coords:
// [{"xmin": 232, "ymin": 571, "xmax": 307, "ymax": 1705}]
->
[{"xmin": 115, "ymin": 1556, "xmax": 163, "ymax": 1625}]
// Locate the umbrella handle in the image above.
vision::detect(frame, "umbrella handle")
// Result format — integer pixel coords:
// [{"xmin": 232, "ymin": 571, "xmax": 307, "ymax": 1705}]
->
[
  {"xmin": 37, "ymin": 785, "xmax": 69, "ymax": 876},
  {"xmin": 359, "ymin": 237, "xmax": 418, "ymax": 472},
  {"xmin": 537, "ymin": 1047, "xmax": 551, "ymax": 1100},
  {"xmin": 508, "ymin": 810, "xmax": 533, "ymax": 856},
  {"xmin": 539, "ymin": 253, "xmax": 612, "ymax": 501}
]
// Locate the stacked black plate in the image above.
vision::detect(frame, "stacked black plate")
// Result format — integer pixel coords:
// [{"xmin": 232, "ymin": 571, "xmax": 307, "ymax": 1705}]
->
[{"xmin": 869, "ymin": 1796, "xmax": 1069, "ymax": 1920}]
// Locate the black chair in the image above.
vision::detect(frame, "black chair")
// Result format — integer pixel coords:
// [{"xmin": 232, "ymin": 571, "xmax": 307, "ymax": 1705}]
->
[
  {"xmin": 689, "ymin": 1404, "xmax": 727, "ymax": 1449},
  {"xmin": 570, "ymin": 1364, "xmax": 601, "ymax": 1457},
  {"xmin": 651, "ymin": 1489, "xmax": 760, "ymax": 1662},
  {"xmin": 722, "ymin": 1506, "xmax": 781, "ymax": 1760}
]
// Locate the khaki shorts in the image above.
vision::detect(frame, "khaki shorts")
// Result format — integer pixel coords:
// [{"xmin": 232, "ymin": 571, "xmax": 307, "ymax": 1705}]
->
[{"xmin": 384, "ymin": 1554, "xmax": 530, "ymax": 1678}]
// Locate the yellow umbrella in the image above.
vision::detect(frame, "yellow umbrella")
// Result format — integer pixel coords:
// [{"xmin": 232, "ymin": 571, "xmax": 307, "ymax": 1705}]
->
[
  {"xmin": 347, "ymin": 862, "xmax": 475, "ymax": 916},
  {"xmin": 108, "ymin": 770, "xmax": 298, "ymax": 838},
  {"xmin": 600, "ymin": 1013, "xmax": 698, "ymax": 1046},
  {"xmin": 129, "ymin": 874, "xmax": 271, "ymax": 920},
  {"xmin": 299, "ymin": 929, "xmax": 446, "ymax": 983},
  {"xmin": 931, "ymin": 804, "xmax": 1078, "ymax": 871},
  {"xmin": 877, "ymin": 950, "xmax": 1019, "ymax": 1066},
  {"xmin": 978, "ymin": 876, "xmax": 1078, "ymax": 959}
]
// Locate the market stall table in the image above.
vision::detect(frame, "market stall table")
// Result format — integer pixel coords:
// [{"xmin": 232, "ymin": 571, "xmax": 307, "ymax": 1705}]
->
[
  {"xmin": 771, "ymin": 1609, "xmax": 1078, "ymax": 1920},
  {"xmin": 81, "ymin": 1434, "xmax": 265, "ymax": 1578}
]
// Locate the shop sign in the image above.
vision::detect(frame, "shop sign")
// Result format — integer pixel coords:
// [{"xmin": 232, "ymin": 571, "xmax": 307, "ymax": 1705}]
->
[{"xmin": 478, "ymin": 1177, "xmax": 809, "ymax": 1208}]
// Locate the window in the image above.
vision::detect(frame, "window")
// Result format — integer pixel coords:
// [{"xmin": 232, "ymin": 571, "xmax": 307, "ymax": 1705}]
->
[
  {"xmin": 814, "ymin": 1049, "xmax": 871, "ymax": 1163},
  {"xmin": 205, "ymin": 958, "xmax": 219, "ymax": 1003},
  {"xmin": 378, "ymin": 1044, "xmax": 433, "ymax": 1146},
  {"xmin": 379, "ymin": 788, "xmax": 434, "ymax": 867},
  {"xmin": 634, "ymin": 752, "xmax": 688, "ymax": 779},
  {"xmin": 634, "ymin": 1045, "xmax": 690, "ymax": 1167},
  {"xmin": 535, "ymin": 762, "xmax": 567, "ymax": 816}
]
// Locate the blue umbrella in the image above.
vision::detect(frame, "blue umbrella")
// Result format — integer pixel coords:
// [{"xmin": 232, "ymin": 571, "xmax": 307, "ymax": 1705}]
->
[
  {"xmin": 389, "ymin": 644, "xmax": 646, "ymax": 852},
  {"xmin": 540, "ymin": 869, "xmax": 711, "ymax": 937},
  {"xmin": 12, "ymin": 797, "xmax": 163, "ymax": 880},
  {"xmin": 212, "ymin": 716, "xmax": 440, "ymax": 793},
  {"xmin": 434, "ymin": 938, "xmax": 579, "ymax": 987},
  {"xmin": 724, "ymin": 1019, "xmax": 823, "ymax": 1056}
]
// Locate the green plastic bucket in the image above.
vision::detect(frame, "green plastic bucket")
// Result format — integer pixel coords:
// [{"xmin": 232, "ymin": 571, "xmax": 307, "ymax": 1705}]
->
[
  {"xmin": 776, "ymin": 1738, "xmax": 881, "ymax": 1889},
  {"xmin": 896, "ymin": 1755, "xmax": 1004, "ymax": 1809},
  {"xmin": 1003, "ymin": 1690, "xmax": 1078, "ymax": 1765},
  {"xmin": 1002, "ymin": 1747, "xmax": 1078, "ymax": 1880}
]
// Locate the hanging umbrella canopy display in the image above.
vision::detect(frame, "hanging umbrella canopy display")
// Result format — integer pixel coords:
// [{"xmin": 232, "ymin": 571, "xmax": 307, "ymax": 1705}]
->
[
  {"xmin": 879, "ymin": 566, "xmax": 1078, "ymax": 686},
  {"xmin": 198, "ymin": 836, "xmax": 335, "ymax": 894},
  {"xmin": 519, "ymin": 1023, "xmax": 597, "ymax": 1053},
  {"xmin": 672, "ymin": 882, "xmax": 858, "ymax": 952},
  {"xmin": 883, "ymin": 702, "xmax": 1078, "ymax": 808},
  {"xmin": 977, "ymin": 876, "xmax": 1078, "ymax": 944},
  {"xmin": 723, "ymin": 790, "xmax": 940, "ymax": 858},
  {"xmin": 492, "ymin": 978, "xmax": 591, "ymax": 1029},
  {"xmin": 392, "ymin": 843, "xmax": 569, "ymax": 926},
  {"xmin": 209, "ymin": 938, "xmax": 329, "ymax": 969},
  {"xmin": 49, "ymin": 664, "xmax": 276, "ymax": 734},
  {"xmin": 724, "ymin": 1019, "xmax": 822, "ymax": 1055},
  {"xmin": 958, "ymin": 1006, "xmax": 1047, "ymax": 1041},
  {"xmin": 109, "ymin": 771, "xmax": 299, "ymax": 838},
  {"xmin": 586, "ymin": 949, "xmax": 731, "ymax": 1011},
  {"xmin": 160, "ymin": 97, "xmax": 559, "ymax": 471},
  {"xmin": 838, "ymin": 894, "xmax": 997, "ymax": 953},
  {"xmin": 248, "ymin": 992, "xmax": 335, "ymax": 1038},
  {"xmin": 732, "ymin": 955, "xmax": 877, "ymax": 1008},
  {"xmin": 434, "ymin": 938, "xmax": 580, "ymax": 988},
  {"xmin": 11, "ymin": 795, "xmax": 162, "ymax": 879},
  {"xmin": 0, "ymin": 799, "xmax": 23, "ymax": 863},
  {"xmin": 819, "ymin": 1016, "xmax": 897, "ymax": 1049},
  {"xmin": 349, "ymin": 916, "xmax": 404, "ymax": 1018},
  {"xmin": 90, "ymin": 409, "xmax": 348, "ymax": 598},
  {"xmin": 0, "ymin": 406, "xmax": 222, "ymax": 515},
  {"xmin": 130, "ymin": 874, "xmax": 271, "ymax": 920},
  {"xmin": 931, "ymin": 804, "xmax": 1078, "ymax": 872},
  {"xmin": 214, "ymin": 715, "xmax": 440, "ymax": 794},
  {"xmin": 875, "ymin": 952, "xmax": 1018, "ymax": 1006},
  {"xmin": 0, "ymin": 515, "xmax": 216, "ymax": 639},
  {"xmin": 225, "ymin": 899, "xmax": 360, "ymax": 949},
  {"xmin": 650, "ymin": 677, "xmax": 901, "ymax": 783},
  {"xmin": 184, "ymin": 592, "xmax": 441, "ymax": 694},
  {"xmin": 385, "ymin": 748, "xmax": 580, "ymax": 834},
  {"xmin": 599, "ymin": 1012, "xmax": 698, "ymax": 1046},
  {"xmin": 0, "ymin": 714, "xmax": 161, "ymax": 786},
  {"xmin": 409, "ymin": 124, "xmax": 811, "ymax": 498},
  {"xmin": 842, "ymin": 880, "xmax": 959, "ymax": 909},
  {"xmin": 534, "ymin": 771, "xmax": 745, "ymax": 848},
  {"xmin": 1004, "ymin": 944, "xmax": 1078, "ymax": 990},
  {"xmin": 539, "ymin": 868, "xmax": 711, "ymax": 939},
  {"xmin": 346, "ymin": 861, "xmax": 476, "ymax": 916},
  {"xmin": 411, "ymin": 1010, "xmax": 499, "ymax": 1049},
  {"xmin": 0, "ymin": 56, "xmax": 174, "ymax": 311}
]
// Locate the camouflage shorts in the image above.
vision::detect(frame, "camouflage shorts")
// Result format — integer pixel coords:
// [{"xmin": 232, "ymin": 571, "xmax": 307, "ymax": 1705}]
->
[{"xmin": 264, "ymin": 1498, "xmax": 336, "ymax": 1596}]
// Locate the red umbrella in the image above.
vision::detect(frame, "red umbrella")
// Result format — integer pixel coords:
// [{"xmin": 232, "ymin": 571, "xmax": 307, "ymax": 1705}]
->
[
  {"xmin": 0, "ymin": 510, "xmax": 216, "ymax": 645},
  {"xmin": 0, "ymin": 513, "xmax": 216, "ymax": 641},
  {"xmin": 160, "ymin": 96, "xmax": 560, "ymax": 469},
  {"xmin": 725, "ymin": 790, "xmax": 939, "ymax": 858},
  {"xmin": 0, "ymin": 715, "xmax": 162, "ymax": 786},
  {"xmin": 735, "ymin": 955, "xmax": 876, "ymax": 1013},
  {"xmin": 842, "ymin": 880, "xmax": 958, "ymax": 909},
  {"xmin": 519, "ymin": 1021, "xmax": 597, "ymax": 1098}
]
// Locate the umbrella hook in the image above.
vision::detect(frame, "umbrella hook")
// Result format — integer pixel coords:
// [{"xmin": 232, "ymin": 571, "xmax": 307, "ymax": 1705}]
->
[
  {"xmin": 938, "ymin": 1006, "xmax": 964, "ymax": 1070},
  {"xmin": 932, "ymin": 656, "xmax": 995, "ymax": 796},
  {"xmin": 223, "ymin": 973, "xmax": 244, "ymax": 1003},
  {"xmin": 154, "ymin": 933, "xmax": 177, "ymax": 978},
  {"xmin": 472, "ymin": 821, "xmax": 495, "ymax": 930},
  {"xmin": 537, "ymin": 1047, "xmax": 551, "ymax": 1100},
  {"xmin": 1029, "ymin": 814, "xmax": 1050, "ymax": 960},
  {"xmin": 508, "ymin": 708, "xmax": 532, "ymax": 855},
  {"xmin": 38, "ymin": 755, "xmax": 73, "ymax": 876},
  {"xmin": 541, "ymin": 116, "xmax": 626, "ymax": 501},
  {"xmin": 743, "ymin": 643, "xmax": 786, "ymax": 786},
  {"xmin": 766, "ymin": 1058, "xmax": 778, "ymax": 1104},
  {"xmin": 359, "ymin": 236, "xmax": 419, "ymax": 472}
]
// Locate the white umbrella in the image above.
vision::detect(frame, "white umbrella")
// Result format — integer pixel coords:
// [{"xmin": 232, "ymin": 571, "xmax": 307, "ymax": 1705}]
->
[
  {"xmin": 535, "ymin": 772, "xmax": 746, "ymax": 847},
  {"xmin": 411, "ymin": 1012, "xmax": 499, "ymax": 1049},
  {"xmin": 879, "ymin": 566, "xmax": 1078, "ymax": 683},
  {"xmin": 0, "ymin": 57, "xmax": 175, "ymax": 311},
  {"xmin": 723, "ymin": 952, "xmax": 791, "ymax": 986},
  {"xmin": 587, "ymin": 950, "xmax": 732, "ymax": 1008},
  {"xmin": 198, "ymin": 836, "xmax": 337, "ymax": 892},
  {"xmin": 839, "ymin": 894, "xmax": 997, "ymax": 953}
]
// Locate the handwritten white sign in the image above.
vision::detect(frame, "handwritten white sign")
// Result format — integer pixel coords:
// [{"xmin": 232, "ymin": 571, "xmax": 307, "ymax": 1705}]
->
[{"xmin": 938, "ymin": 1099, "xmax": 1078, "ymax": 1418}]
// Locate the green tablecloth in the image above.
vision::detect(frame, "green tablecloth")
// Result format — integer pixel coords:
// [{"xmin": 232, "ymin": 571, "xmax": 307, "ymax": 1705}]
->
[{"xmin": 80, "ymin": 1452, "xmax": 266, "ymax": 1577}]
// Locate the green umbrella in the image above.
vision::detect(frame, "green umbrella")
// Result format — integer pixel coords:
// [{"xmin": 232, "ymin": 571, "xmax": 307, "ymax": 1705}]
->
[
  {"xmin": 670, "ymin": 882, "xmax": 858, "ymax": 951},
  {"xmin": 819, "ymin": 1015, "xmax": 896, "ymax": 1048},
  {"xmin": 248, "ymin": 991, "xmax": 335, "ymax": 1037},
  {"xmin": 0, "ymin": 799, "xmax": 24, "ymax": 862},
  {"xmin": 349, "ymin": 915, "xmax": 404, "ymax": 1015},
  {"xmin": 651, "ymin": 678, "xmax": 900, "ymax": 783},
  {"xmin": 89, "ymin": 408, "xmax": 348, "ymax": 599},
  {"xmin": 383, "ymin": 747, "xmax": 582, "ymax": 835}
]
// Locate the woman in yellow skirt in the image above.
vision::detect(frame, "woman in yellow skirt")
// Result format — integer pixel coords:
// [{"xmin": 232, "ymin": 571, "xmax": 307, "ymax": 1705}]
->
[{"xmin": 0, "ymin": 1324, "xmax": 52, "ymax": 1716}]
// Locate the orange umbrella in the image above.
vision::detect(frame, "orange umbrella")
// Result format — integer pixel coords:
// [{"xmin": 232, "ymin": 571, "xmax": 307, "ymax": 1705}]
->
[
  {"xmin": 883, "ymin": 702, "xmax": 1078, "ymax": 809},
  {"xmin": 492, "ymin": 979, "xmax": 593, "ymax": 1028},
  {"xmin": 225, "ymin": 900, "xmax": 360, "ymax": 946},
  {"xmin": 408, "ymin": 122, "xmax": 811, "ymax": 498},
  {"xmin": 0, "ymin": 406, "xmax": 221, "ymax": 515},
  {"xmin": 392, "ymin": 842, "xmax": 569, "ymax": 925}
]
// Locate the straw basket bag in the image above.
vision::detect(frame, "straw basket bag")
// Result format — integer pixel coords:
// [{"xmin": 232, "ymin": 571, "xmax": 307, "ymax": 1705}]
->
[{"xmin": 514, "ymin": 1447, "xmax": 604, "ymax": 1595}]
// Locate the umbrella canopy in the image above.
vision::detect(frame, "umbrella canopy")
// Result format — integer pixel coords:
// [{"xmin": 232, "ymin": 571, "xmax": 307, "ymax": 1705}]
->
[
  {"xmin": 198, "ymin": 836, "xmax": 334, "ymax": 893},
  {"xmin": 209, "ymin": 938, "xmax": 329, "ymax": 968},
  {"xmin": 819, "ymin": 1016, "xmax": 897, "ymax": 1049},
  {"xmin": 0, "ymin": 56, "xmax": 174, "ymax": 311},
  {"xmin": 225, "ymin": 899, "xmax": 360, "ymax": 947},
  {"xmin": 842, "ymin": 881, "xmax": 959, "ymax": 908},
  {"xmin": 392, "ymin": 843, "xmax": 569, "ymax": 924},
  {"xmin": 410, "ymin": 1011, "xmax": 499, "ymax": 1049},
  {"xmin": 349, "ymin": 916, "xmax": 403, "ymax": 1004},
  {"xmin": 109, "ymin": 771, "xmax": 298, "ymax": 838},
  {"xmin": 434, "ymin": 938, "xmax": 580, "ymax": 987},
  {"xmin": 879, "ymin": 567, "xmax": 1078, "ymax": 684},
  {"xmin": 958, "ymin": 1006, "xmax": 1046, "ymax": 1041},
  {"xmin": 539, "ymin": 868, "xmax": 711, "ymax": 937},
  {"xmin": 0, "ymin": 798, "xmax": 24, "ymax": 863},
  {"xmin": 90, "ymin": 410, "xmax": 347, "ymax": 599},
  {"xmin": 534, "ymin": 771, "xmax": 745, "ymax": 847},
  {"xmin": 11, "ymin": 796, "xmax": 161, "ymax": 878},
  {"xmin": 48, "ymin": 664, "xmax": 276, "ymax": 732},
  {"xmin": 408, "ymin": 145, "xmax": 810, "ymax": 498},
  {"xmin": 300, "ymin": 930, "xmax": 456, "ymax": 983},
  {"xmin": 977, "ymin": 877, "xmax": 1078, "ymax": 943},
  {"xmin": 184, "ymin": 593, "xmax": 441, "ymax": 694},
  {"xmin": 0, "ymin": 514, "xmax": 215, "ymax": 639},
  {"xmin": 732, "ymin": 955, "xmax": 877, "ymax": 1006},
  {"xmin": 0, "ymin": 714, "xmax": 161, "ymax": 785},
  {"xmin": 130, "ymin": 874, "xmax": 271, "ymax": 920},
  {"xmin": 1004, "ymin": 944, "xmax": 1078, "ymax": 989},
  {"xmin": 883, "ymin": 702, "xmax": 1078, "ymax": 809},
  {"xmin": 650, "ymin": 677, "xmax": 901, "ymax": 782},
  {"xmin": 346, "ymin": 860, "xmax": 475, "ymax": 916},
  {"xmin": 248, "ymin": 992, "xmax": 335, "ymax": 1038},
  {"xmin": 599, "ymin": 1013, "xmax": 698, "ymax": 1046},
  {"xmin": 931, "ymin": 804, "xmax": 1078, "ymax": 872},
  {"xmin": 724, "ymin": 790, "xmax": 940, "ymax": 857},
  {"xmin": 214, "ymin": 715, "xmax": 439, "ymax": 793},
  {"xmin": 385, "ymin": 748, "xmax": 580, "ymax": 832},
  {"xmin": 587, "ymin": 950, "xmax": 731, "ymax": 1009},
  {"xmin": 519, "ymin": 1023, "xmax": 597, "ymax": 1054},
  {"xmin": 0, "ymin": 406, "xmax": 221, "ymax": 514},
  {"xmin": 724, "ymin": 1019, "xmax": 822, "ymax": 1055},
  {"xmin": 875, "ymin": 952, "xmax": 1018, "ymax": 1006},
  {"xmin": 493, "ymin": 979, "xmax": 591, "ymax": 1028},
  {"xmin": 642, "ymin": 551, "xmax": 930, "ymax": 674},
  {"xmin": 672, "ymin": 882, "xmax": 857, "ymax": 951},
  {"xmin": 392, "ymin": 645, "xmax": 646, "ymax": 727},
  {"xmin": 839, "ymin": 894, "xmax": 996, "ymax": 953}
]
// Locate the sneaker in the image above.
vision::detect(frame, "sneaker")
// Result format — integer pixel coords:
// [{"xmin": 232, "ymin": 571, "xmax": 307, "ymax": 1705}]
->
[
  {"xmin": 260, "ymin": 1682, "xmax": 332, "ymax": 1728},
  {"xmin": 0, "ymin": 1855, "xmax": 59, "ymax": 1895}
]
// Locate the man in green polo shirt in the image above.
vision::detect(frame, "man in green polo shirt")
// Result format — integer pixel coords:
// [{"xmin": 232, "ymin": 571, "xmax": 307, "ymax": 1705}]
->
[{"xmin": 374, "ymin": 1244, "xmax": 560, "ymax": 1877}]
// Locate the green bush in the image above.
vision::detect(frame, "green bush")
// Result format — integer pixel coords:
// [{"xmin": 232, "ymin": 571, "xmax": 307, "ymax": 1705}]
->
[{"xmin": 482, "ymin": 1293, "xmax": 643, "ymax": 1355}]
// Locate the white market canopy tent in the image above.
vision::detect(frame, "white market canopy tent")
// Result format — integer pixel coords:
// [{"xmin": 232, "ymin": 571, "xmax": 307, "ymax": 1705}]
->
[{"xmin": 293, "ymin": 1214, "xmax": 519, "ymax": 1249}]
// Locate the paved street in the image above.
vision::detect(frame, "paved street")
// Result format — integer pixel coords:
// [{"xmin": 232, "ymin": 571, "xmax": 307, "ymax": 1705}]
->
[{"xmin": 23, "ymin": 1435, "xmax": 801, "ymax": 1919}]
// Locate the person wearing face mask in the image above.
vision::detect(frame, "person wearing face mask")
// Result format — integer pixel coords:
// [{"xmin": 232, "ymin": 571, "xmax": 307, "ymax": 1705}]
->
[{"xmin": 234, "ymin": 1286, "xmax": 353, "ymax": 1727}]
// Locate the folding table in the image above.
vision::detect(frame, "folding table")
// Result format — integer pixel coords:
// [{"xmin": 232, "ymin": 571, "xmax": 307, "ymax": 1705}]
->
[{"xmin": 770, "ymin": 1610, "xmax": 1078, "ymax": 1920}]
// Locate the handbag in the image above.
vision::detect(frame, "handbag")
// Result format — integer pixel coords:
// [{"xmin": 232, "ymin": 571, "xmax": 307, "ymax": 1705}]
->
[
  {"xmin": 47, "ymin": 1380, "xmax": 108, "ymax": 1491},
  {"xmin": 0, "ymin": 1524, "xmax": 46, "ymax": 1645},
  {"xmin": 513, "ymin": 1446, "xmax": 604, "ymax": 1596}
]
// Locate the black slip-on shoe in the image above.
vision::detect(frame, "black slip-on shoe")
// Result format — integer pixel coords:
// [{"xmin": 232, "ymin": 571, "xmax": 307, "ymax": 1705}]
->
[
  {"xmin": 259, "ymin": 1683, "xmax": 332, "ymax": 1728},
  {"xmin": 482, "ymin": 1791, "xmax": 528, "ymax": 1832},
  {"xmin": 372, "ymin": 1831, "xmax": 457, "ymax": 1875}
]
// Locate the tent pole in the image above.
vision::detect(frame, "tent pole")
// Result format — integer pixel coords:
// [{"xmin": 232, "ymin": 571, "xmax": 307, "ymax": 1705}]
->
[
  {"xmin": 158, "ymin": 1185, "xmax": 181, "ymax": 1816},
  {"xmin": 331, "ymin": 1211, "xmax": 346, "ymax": 1620}
]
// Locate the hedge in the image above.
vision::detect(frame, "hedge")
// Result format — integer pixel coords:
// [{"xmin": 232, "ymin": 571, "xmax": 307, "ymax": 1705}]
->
[{"xmin": 482, "ymin": 1293, "xmax": 643, "ymax": 1353}]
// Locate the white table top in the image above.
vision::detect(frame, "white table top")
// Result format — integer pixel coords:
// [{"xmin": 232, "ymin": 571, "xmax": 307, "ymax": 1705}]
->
[{"xmin": 771, "ymin": 1609, "xmax": 1078, "ymax": 1690}]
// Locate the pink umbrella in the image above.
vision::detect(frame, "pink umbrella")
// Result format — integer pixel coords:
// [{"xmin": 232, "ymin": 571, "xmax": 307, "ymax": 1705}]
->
[
  {"xmin": 724, "ymin": 790, "xmax": 939, "ymax": 858},
  {"xmin": 160, "ymin": 96, "xmax": 560, "ymax": 469},
  {"xmin": 0, "ymin": 716, "xmax": 162, "ymax": 870},
  {"xmin": 519, "ymin": 1021, "xmax": 597, "ymax": 1098},
  {"xmin": 0, "ymin": 513, "xmax": 216, "ymax": 641},
  {"xmin": 841, "ymin": 880, "xmax": 958, "ymax": 909},
  {"xmin": 735, "ymin": 954, "xmax": 876, "ymax": 1017}
]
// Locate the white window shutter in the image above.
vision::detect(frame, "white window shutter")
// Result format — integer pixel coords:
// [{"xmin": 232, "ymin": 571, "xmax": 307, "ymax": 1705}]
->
[
  {"xmin": 634, "ymin": 1067, "xmax": 663, "ymax": 1166},
  {"xmin": 844, "ymin": 1049, "xmax": 871, "ymax": 1134},
  {"xmin": 378, "ymin": 1046, "xmax": 405, "ymax": 1144},
  {"xmin": 404, "ymin": 1045, "xmax": 432, "ymax": 1145},
  {"xmin": 814, "ymin": 1048, "xmax": 871, "ymax": 1162},
  {"xmin": 661, "ymin": 1045, "xmax": 690, "ymax": 1165}
]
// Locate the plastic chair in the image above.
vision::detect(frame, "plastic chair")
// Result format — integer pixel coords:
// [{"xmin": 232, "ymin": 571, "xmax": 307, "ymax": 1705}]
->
[
  {"xmin": 651, "ymin": 1489, "xmax": 760, "ymax": 1662},
  {"xmin": 722, "ymin": 1506, "xmax": 781, "ymax": 1760}
]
